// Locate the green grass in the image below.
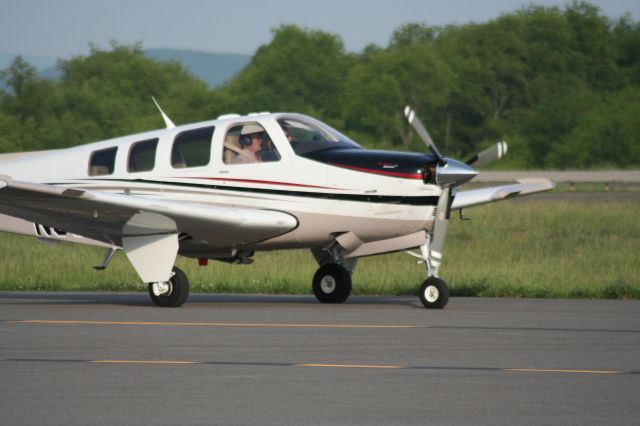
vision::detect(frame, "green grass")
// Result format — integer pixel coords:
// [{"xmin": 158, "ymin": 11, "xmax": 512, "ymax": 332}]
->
[
  {"xmin": 443, "ymin": 199, "xmax": 640, "ymax": 298},
  {"xmin": 0, "ymin": 198, "xmax": 638, "ymax": 299}
]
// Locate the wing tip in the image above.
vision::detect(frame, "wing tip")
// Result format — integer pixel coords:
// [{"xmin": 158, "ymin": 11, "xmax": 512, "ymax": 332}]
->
[{"xmin": 516, "ymin": 178, "xmax": 556, "ymax": 190}]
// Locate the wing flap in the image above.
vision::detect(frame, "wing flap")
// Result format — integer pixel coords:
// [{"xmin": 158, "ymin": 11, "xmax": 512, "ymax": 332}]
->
[
  {"xmin": 0, "ymin": 175, "xmax": 298, "ymax": 247},
  {"xmin": 451, "ymin": 178, "xmax": 555, "ymax": 210}
]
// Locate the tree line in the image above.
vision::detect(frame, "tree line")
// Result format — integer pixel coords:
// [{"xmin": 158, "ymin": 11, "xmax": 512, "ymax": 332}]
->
[{"xmin": 1, "ymin": 1, "xmax": 638, "ymax": 169}]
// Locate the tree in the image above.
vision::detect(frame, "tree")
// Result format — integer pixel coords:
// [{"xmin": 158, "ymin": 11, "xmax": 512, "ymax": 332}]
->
[
  {"xmin": 0, "ymin": 56, "xmax": 56, "ymax": 124},
  {"xmin": 389, "ymin": 23, "xmax": 438, "ymax": 48},
  {"xmin": 343, "ymin": 26, "xmax": 453, "ymax": 152},
  {"xmin": 612, "ymin": 14, "xmax": 640, "ymax": 85},
  {"xmin": 220, "ymin": 25, "xmax": 350, "ymax": 122},
  {"xmin": 548, "ymin": 88, "xmax": 640, "ymax": 168},
  {"xmin": 563, "ymin": 1, "xmax": 621, "ymax": 91},
  {"xmin": 55, "ymin": 41, "xmax": 212, "ymax": 142},
  {"xmin": 0, "ymin": 42, "xmax": 214, "ymax": 152}
]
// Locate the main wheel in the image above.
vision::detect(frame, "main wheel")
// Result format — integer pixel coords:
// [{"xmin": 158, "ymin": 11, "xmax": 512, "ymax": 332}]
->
[
  {"xmin": 148, "ymin": 266, "xmax": 190, "ymax": 307},
  {"xmin": 419, "ymin": 277, "xmax": 449, "ymax": 309},
  {"xmin": 312, "ymin": 263, "xmax": 352, "ymax": 304}
]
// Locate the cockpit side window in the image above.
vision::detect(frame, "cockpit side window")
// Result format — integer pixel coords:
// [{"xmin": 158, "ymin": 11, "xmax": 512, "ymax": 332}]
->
[
  {"xmin": 277, "ymin": 117, "xmax": 361, "ymax": 156},
  {"xmin": 223, "ymin": 122, "xmax": 281, "ymax": 165}
]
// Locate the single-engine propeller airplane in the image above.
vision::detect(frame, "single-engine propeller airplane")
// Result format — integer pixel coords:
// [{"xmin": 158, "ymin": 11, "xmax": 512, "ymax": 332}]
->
[{"xmin": 0, "ymin": 105, "xmax": 554, "ymax": 309}]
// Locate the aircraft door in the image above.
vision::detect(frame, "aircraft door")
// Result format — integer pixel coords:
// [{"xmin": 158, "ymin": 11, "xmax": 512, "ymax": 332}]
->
[{"xmin": 219, "ymin": 121, "xmax": 291, "ymax": 185}]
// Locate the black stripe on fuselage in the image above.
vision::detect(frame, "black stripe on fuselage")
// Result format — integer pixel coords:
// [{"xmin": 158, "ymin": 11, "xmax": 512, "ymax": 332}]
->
[{"xmin": 55, "ymin": 178, "xmax": 440, "ymax": 206}]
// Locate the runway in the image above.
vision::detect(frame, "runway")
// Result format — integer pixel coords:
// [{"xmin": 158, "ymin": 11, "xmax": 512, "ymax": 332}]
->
[{"xmin": 1, "ymin": 293, "xmax": 639, "ymax": 425}]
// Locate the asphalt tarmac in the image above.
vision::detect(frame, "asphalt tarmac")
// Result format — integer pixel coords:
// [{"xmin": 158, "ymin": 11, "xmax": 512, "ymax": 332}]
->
[{"xmin": 1, "ymin": 293, "xmax": 639, "ymax": 425}]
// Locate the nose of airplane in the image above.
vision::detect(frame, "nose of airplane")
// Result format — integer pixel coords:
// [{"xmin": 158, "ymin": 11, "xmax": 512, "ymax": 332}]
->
[{"xmin": 435, "ymin": 158, "xmax": 478, "ymax": 188}]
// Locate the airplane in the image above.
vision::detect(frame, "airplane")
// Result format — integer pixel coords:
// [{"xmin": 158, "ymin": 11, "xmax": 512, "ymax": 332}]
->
[{"xmin": 0, "ymin": 104, "xmax": 554, "ymax": 309}]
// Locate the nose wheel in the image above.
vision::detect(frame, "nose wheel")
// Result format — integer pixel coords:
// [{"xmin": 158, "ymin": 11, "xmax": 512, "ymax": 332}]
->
[
  {"xmin": 148, "ymin": 266, "xmax": 190, "ymax": 307},
  {"xmin": 312, "ymin": 263, "xmax": 352, "ymax": 303},
  {"xmin": 419, "ymin": 277, "xmax": 449, "ymax": 309}
]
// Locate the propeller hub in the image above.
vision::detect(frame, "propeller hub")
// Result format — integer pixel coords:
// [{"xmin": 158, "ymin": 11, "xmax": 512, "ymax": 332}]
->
[{"xmin": 435, "ymin": 159, "xmax": 478, "ymax": 188}]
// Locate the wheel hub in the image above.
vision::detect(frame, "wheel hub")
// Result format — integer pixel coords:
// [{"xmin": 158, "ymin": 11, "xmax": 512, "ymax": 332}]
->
[
  {"xmin": 424, "ymin": 285, "xmax": 439, "ymax": 303},
  {"xmin": 152, "ymin": 281, "xmax": 172, "ymax": 297},
  {"xmin": 320, "ymin": 276, "xmax": 337, "ymax": 294}
]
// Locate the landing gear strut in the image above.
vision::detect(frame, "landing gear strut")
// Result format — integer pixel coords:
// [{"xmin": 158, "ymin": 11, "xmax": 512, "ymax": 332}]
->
[
  {"xmin": 416, "ymin": 230, "xmax": 450, "ymax": 309},
  {"xmin": 148, "ymin": 266, "xmax": 189, "ymax": 307}
]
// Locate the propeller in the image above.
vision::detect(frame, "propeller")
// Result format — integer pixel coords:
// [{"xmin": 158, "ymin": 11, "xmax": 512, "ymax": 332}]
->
[
  {"xmin": 404, "ymin": 105, "xmax": 505, "ymax": 277},
  {"xmin": 403, "ymin": 106, "xmax": 477, "ymax": 189}
]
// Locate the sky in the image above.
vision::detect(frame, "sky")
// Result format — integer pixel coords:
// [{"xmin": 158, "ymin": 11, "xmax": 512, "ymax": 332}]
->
[{"xmin": 1, "ymin": 0, "xmax": 638, "ymax": 61}]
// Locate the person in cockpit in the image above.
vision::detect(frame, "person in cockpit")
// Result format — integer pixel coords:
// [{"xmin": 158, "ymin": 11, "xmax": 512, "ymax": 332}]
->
[
  {"xmin": 232, "ymin": 124, "xmax": 264, "ymax": 164},
  {"xmin": 282, "ymin": 125, "xmax": 294, "ymax": 143}
]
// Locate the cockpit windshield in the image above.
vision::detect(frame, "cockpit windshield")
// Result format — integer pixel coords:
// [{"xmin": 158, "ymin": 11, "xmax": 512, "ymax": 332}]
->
[{"xmin": 277, "ymin": 116, "xmax": 362, "ymax": 156}]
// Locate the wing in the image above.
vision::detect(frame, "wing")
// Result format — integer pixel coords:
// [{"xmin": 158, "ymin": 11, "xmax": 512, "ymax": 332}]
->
[
  {"xmin": 0, "ymin": 175, "xmax": 297, "ymax": 247},
  {"xmin": 451, "ymin": 178, "xmax": 555, "ymax": 210},
  {"xmin": 0, "ymin": 175, "xmax": 298, "ymax": 283}
]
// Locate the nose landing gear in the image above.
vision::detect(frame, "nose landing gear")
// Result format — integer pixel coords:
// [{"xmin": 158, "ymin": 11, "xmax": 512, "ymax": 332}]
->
[{"xmin": 419, "ymin": 276, "xmax": 449, "ymax": 309}]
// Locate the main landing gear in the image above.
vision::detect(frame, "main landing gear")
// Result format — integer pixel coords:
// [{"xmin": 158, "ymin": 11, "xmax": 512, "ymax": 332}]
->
[
  {"xmin": 312, "ymin": 263, "xmax": 352, "ymax": 303},
  {"xmin": 310, "ymin": 247, "xmax": 357, "ymax": 304},
  {"xmin": 148, "ymin": 266, "xmax": 190, "ymax": 307}
]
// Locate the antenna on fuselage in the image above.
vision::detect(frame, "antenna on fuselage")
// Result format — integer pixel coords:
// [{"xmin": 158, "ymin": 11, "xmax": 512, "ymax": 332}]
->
[{"xmin": 151, "ymin": 96, "xmax": 176, "ymax": 129}]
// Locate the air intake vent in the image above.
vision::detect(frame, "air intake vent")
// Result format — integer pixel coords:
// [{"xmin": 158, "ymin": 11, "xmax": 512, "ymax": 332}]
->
[{"xmin": 34, "ymin": 223, "xmax": 67, "ymax": 238}]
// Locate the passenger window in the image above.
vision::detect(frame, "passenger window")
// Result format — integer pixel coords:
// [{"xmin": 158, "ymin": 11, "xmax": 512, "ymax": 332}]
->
[
  {"xmin": 89, "ymin": 147, "xmax": 117, "ymax": 176},
  {"xmin": 223, "ymin": 123, "xmax": 280, "ymax": 165},
  {"xmin": 171, "ymin": 126, "xmax": 214, "ymax": 169},
  {"xmin": 128, "ymin": 138, "xmax": 158, "ymax": 172}
]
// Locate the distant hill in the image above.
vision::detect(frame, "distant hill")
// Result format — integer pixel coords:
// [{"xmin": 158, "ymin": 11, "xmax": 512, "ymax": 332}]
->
[{"xmin": 0, "ymin": 49, "xmax": 252, "ymax": 89}]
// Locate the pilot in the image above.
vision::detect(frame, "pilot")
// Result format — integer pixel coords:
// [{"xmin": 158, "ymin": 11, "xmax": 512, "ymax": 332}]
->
[
  {"xmin": 282, "ymin": 124, "xmax": 294, "ymax": 143},
  {"xmin": 232, "ymin": 124, "xmax": 264, "ymax": 164}
]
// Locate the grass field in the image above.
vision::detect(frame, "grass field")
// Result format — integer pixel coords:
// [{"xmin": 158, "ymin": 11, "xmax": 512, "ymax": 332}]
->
[{"xmin": 0, "ymin": 196, "xmax": 638, "ymax": 299}]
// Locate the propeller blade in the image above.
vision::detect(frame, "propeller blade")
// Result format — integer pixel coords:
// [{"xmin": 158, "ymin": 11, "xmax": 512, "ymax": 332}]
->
[
  {"xmin": 465, "ymin": 141, "xmax": 508, "ymax": 168},
  {"xmin": 404, "ymin": 106, "xmax": 446, "ymax": 166}
]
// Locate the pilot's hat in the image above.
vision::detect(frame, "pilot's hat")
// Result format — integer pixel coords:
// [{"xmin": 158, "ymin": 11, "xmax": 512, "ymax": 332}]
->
[{"xmin": 240, "ymin": 124, "xmax": 263, "ymax": 135}]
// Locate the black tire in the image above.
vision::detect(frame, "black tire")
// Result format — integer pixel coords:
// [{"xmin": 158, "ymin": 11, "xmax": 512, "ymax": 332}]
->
[
  {"xmin": 148, "ymin": 266, "xmax": 190, "ymax": 307},
  {"xmin": 312, "ymin": 263, "xmax": 352, "ymax": 304},
  {"xmin": 419, "ymin": 277, "xmax": 449, "ymax": 309}
]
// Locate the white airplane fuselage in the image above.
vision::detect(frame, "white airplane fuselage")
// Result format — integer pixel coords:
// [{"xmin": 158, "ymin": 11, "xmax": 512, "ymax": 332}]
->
[{"xmin": 0, "ymin": 113, "xmax": 440, "ymax": 258}]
